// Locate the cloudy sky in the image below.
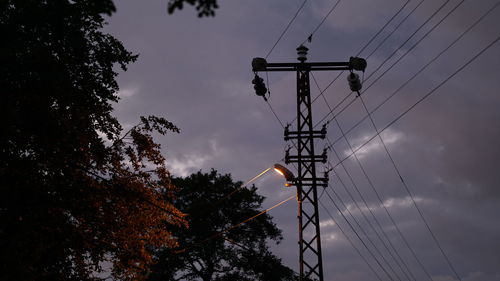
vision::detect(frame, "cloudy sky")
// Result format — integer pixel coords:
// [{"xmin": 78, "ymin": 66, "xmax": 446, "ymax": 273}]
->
[{"xmin": 105, "ymin": 0, "xmax": 500, "ymax": 280}]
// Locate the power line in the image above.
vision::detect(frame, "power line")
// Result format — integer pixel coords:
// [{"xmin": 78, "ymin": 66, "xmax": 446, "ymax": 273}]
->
[
  {"xmin": 300, "ymin": 0, "xmax": 342, "ymax": 45},
  {"xmin": 310, "ymin": 73, "xmax": 421, "ymax": 281},
  {"xmin": 328, "ymin": 139, "xmax": 417, "ymax": 281},
  {"xmin": 265, "ymin": 0, "xmax": 309, "ymax": 59},
  {"xmin": 327, "ymin": 119, "xmax": 433, "ymax": 281},
  {"xmin": 265, "ymin": 100, "xmax": 286, "ymax": 129},
  {"xmin": 363, "ymin": 0, "xmax": 456, "ymax": 83},
  {"xmin": 361, "ymin": 0, "xmax": 466, "ymax": 93},
  {"xmin": 221, "ymin": 236, "xmax": 303, "ymax": 278},
  {"xmin": 360, "ymin": 91, "xmax": 465, "ymax": 280},
  {"xmin": 319, "ymin": 199, "xmax": 384, "ymax": 281},
  {"xmin": 331, "ymin": 34, "xmax": 500, "ymax": 173},
  {"xmin": 315, "ymin": 0, "xmax": 463, "ymax": 128},
  {"xmin": 329, "ymin": 116, "xmax": 434, "ymax": 281},
  {"xmin": 317, "ymin": 0, "xmax": 469, "ymax": 129},
  {"xmin": 314, "ymin": 90, "xmax": 357, "ymax": 128},
  {"xmin": 290, "ymin": 0, "xmax": 413, "ymax": 126},
  {"xmin": 327, "ymin": 116, "xmax": 435, "ymax": 281},
  {"xmin": 357, "ymin": 0, "xmax": 413, "ymax": 57},
  {"xmin": 201, "ymin": 167, "xmax": 272, "ymax": 212},
  {"xmin": 335, "ymin": 0, "xmax": 500, "ymax": 148},
  {"xmin": 317, "ymin": 34, "xmax": 500, "ymax": 280},
  {"xmin": 322, "ymin": 187, "xmax": 396, "ymax": 281},
  {"xmin": 311, "ymin": 70, "xmax": 439, "ymax": 280},
  {"xmin": 364, "ymin": 0, "xmax": 425, "ymax": 60},
  {"xmin": 175, "ymin": 195, "xmax": 295, "ymax": 254},
  {"xmin": 327, "ymin": 159, "xmax": 408, "ymax": 281}
]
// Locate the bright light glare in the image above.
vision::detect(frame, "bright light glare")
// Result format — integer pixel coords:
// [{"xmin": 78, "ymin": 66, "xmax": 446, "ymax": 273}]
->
[
  {"xmin": 242, "ymin": 167, "xmax": 271, "ymax": 187},
  {"xmin": 274, "ymin": 168, "xmax": 285, "ymax": 177}
]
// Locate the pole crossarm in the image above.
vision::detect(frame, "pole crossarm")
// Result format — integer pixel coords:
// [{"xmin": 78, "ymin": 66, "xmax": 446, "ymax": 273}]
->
[
  {"xmin": 284, "ymin": 126, "xmax": 327, "ymax": 140},
  {"xmin": 254, "ymin": 62, "xmax": 351, "ymax": 72},
  {"xmin": 285, "ymin": 155, "xmax": 327, "ymax": 163},
  {"xmin": 252, "ymin": 56, "xmax": 366, "ymax": 73}
]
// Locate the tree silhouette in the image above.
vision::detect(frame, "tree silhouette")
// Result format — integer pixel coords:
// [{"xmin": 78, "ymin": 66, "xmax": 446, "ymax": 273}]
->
[
  {"xmin": 148, "ymin": 171, "xmax": 297, "ymax": 281},
  {"xmin": 0, "ymin": 1, "xmax": 209, "ymax": 280},
  {"xmin": 167, "ymin": 0, "xmax": 219, "ymax": 17}
]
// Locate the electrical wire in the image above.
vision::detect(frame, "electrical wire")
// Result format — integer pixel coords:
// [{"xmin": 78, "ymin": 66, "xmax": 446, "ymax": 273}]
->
[
  {"xmin": 330, "ymin": 0, "xmax": 500, "ymax": 149},
  {"xmin": 258, "ymin": 4, "xmax": 499, "ymax": 279},
  {"xmin": 265, "ymin": 100, "xmax": 286, "ymax": 129},
  {"xmin": 358, "ymin": 0, "xmax": 414, "ymax": 56},
  {"xmin": 331, "ymin": 34, "xmax": 500, "ymax": 172},
  {"xmin": 310, "ymin": 73, "xmax": 420, "ymax": 281},
  {"xmin": 364, "ymin": 0, "xmax": 456, "ymax": 83},
  {"xmin": 361, "ymin": 0, "xmax": 466, "ymax": 93},
  {"xmin": 296, "ymin": 7, "xmax": 463, "ymax": 272},
  {"xmin": 322, "ymin": 187, "xmax": 396, "ymax": 281},
  {"xmin": 319, "ymin": 199, "xmax": 384, "ymax": 281},
  {"xmin": 360, "ymin": 93, "xmax": 465, "ymax": 280},
  {"xmin": 330, "ymin": 117, "xmax": 434, "ymax": 281},
  {"xmin": 175, "ymin": 195, "xmax": 295, "ymax": 254},
  {"xmin": 329, "ymin": 161, "xmax": 409, "ymax": 281},
  {"xmin": 312, "ymin": 22, "xmax": 500, "ymax": 274},
  {"xmin": 311, "ymin": 71, "xmax": 435, "ymax": 280},
  {"xmin": 315, "ymin": 0, "xmax": 464, "ymax": 128},
  {"xmin": 266, "ymin": 0, "xmax": 310, "ymax": 59},
  {"xmin": 309, "ymin": 25, "xmax": 500, "ymax": 281},
  {"xmin": 188, "ymin": 167, "xmax": 272, "ymax": 222},
  {"xmin": 300, "ymin": 0, "xmax": 342, "ymax": 45},
  {"xmin": 317, "ymin": 0, "xmax": 468, "ymax": 129},
  {"xmin": 330, "ymin": 144, "xmax": 416, "ymax": 281},
  {"xmin": 221, "ymin": 236, "xmax": 303, "ymax": 278},
  {"xmin": 262, "ymin": 70, "xmax": 301, "ymax": 157},
  {"xmin": 364, "ymin": 0, "xmax": 425, "ymax": 60},
  {"xmin": 290, "ymin": 0, "xmax": 414, "ymax": 126}
]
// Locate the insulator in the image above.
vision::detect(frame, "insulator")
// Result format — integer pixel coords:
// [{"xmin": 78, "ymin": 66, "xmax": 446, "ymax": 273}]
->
[
  {"xmin": 252, "ymin": 57, "xmax": 267, "ymax": 71},
  {"xmin": 297, "ymin": 45, "xmax": 309, "ymax": 62},
  {"xmin": 349, "ymin": 57, "xmax": 367, "ymax": 72},
  {"xmin": 252, "ymin": 75, "xmax": 267, "ymax": 97},
  {"xmin": 347, "ymin": 72, "xmax": 362, "ymax": 92},
  {"xmin": 254, "ymin": 84, "xmax": 267, "ymax": 96},
  {"xmin": 252, "ymin": 75, "xmax": 264, "ymax": 86}
]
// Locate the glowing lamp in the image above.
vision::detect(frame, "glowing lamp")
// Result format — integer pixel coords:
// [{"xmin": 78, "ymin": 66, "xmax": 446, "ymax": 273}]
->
[{"xmin": 274, "ymin": 164, "xmax": 295, "ymax": 186}]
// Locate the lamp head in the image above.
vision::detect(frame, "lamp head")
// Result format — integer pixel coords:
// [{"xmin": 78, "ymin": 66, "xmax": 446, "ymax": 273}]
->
[{"xmin": 273, "ymin": 164, "xmax": 295, "ymax": 183}]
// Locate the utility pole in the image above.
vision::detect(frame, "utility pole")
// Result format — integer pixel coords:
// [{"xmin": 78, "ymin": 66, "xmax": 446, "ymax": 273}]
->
[{"xmin": 252, "ymin": 46, "xmax": 366, "ymax": 281}]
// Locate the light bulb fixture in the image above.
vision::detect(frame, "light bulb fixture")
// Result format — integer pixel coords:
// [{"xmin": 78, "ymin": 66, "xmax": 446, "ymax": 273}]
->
[{"xmin": 273, "ymin": 164, "xmax": 296, "ymax": 185}]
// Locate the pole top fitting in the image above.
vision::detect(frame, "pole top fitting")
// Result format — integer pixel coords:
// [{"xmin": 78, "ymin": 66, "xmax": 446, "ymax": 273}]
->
[{"xmin": 297, "ymin": 45, "xmax": 309, "ymax": 62}]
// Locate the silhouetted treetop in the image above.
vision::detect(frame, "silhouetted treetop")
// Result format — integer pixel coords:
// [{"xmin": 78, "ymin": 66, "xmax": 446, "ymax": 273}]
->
[
  {"xmin": 148, "ymin": 170, "xmax": 297, "ymax": 281},
  {"xmin": 167, "ymin": 0, "xmax": 219, "ymax": 17}
]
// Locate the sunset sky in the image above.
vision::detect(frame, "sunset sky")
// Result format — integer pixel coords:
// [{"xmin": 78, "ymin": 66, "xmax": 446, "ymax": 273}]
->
[{"xmin": 106, "ymin": 0, "xmax": 500, "ymax": 280}]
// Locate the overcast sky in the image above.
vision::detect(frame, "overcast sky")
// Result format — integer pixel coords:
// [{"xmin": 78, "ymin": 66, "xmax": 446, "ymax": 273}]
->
[{"xmin": 105, "ymin": 0, "xmax": 500, "ymax": 280}]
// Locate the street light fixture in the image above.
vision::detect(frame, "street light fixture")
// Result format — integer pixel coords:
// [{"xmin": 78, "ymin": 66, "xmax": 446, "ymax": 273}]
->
[{"xmin": 273, "ymin": 164, "xmax": 295, "ymax": 187}]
